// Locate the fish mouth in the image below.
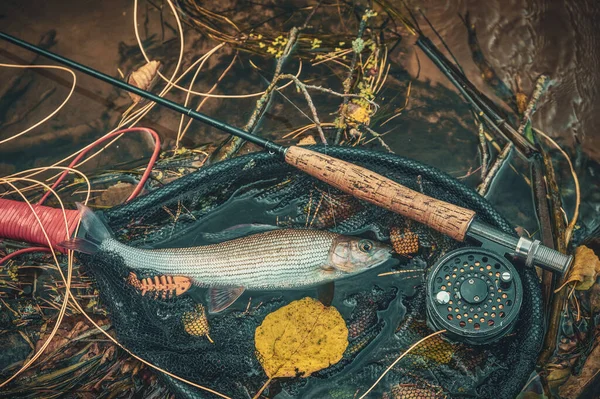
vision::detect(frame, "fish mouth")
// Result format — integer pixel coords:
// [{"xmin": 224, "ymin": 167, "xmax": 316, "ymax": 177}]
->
[{"xmin": 367, "ymin": 247, "xmax": 394, "ymax": 269}]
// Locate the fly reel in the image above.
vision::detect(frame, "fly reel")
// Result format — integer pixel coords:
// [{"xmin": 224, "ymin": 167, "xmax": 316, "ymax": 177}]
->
[{"xmin": 426, "ymin": 247, "xmax": 523, "ymax": 345}]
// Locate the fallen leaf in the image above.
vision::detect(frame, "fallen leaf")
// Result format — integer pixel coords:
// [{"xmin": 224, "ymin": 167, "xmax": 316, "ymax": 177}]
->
[
  {"xmin": 346, "ymin": 103, "xmax": 371, "ymax": 124},
  {"xmin": 559, "ymin": 340, "xmax": 600, "ymax": 398},
  {"xmin": 298, "ymin": 135, "xmax": 317, "ymax": 146},
  {"xmin": 96, "ymin": 182, "xmax": 135, "ymax": 207},
  {"xmin": 547, "ymin": 365, "xmax": 571, "ymax": 389},
  {"xmin": 563, "ymin": 246, "xmax": 600, "ymax": 291},
  {"xmin": 253, "ymin": 297, "xmax": 348, "ymax": 397},
  {"xmin": 127, "ymin": 60, "xmax": 161, "ymax": 104}
]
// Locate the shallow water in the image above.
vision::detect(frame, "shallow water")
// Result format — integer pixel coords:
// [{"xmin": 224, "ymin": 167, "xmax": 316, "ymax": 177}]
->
[
  {"xmin": 1, "ymin": 0, "xmax": 596, "ymax": 232},
  {"xmin": 0, "ymin": 0, "xmax": 599, "ymax": 397}
]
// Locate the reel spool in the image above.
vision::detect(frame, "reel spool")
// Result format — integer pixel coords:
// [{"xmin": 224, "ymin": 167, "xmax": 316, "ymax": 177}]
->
[{"xmin": 426, "ymin": 247, "xmax": 523, "ymax": 345}]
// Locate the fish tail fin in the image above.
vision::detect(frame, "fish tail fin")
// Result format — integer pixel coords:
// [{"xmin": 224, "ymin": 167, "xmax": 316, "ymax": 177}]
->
[
  {"xmin": 59, "ymin": 238, "xmax": 100, "ymax": 254},
  {"xmin": 58, "ymin": 203, "xmax": 112, "ymax": 254}
]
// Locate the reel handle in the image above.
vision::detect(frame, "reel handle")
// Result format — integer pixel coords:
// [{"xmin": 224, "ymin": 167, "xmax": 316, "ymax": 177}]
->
[{"xmin": 285, "ymin": 146, "xmax": 476, "ymax": 241}]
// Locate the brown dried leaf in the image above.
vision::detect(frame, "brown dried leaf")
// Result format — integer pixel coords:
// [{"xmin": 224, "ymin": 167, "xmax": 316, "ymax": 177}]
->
[
  {"xmin": 96, "ymin": 182, "xmax": 135, "ymax": 207},
  {"xmin": 559, "ymin": 341, "xmax": 600, "ymax": 398},
  {"xmin": 127, "ymin": 60, "xmax": 161, "ymax": 104},
  {"xmin": 564, "ymin": 246, "xmax": 600, "ymax": 291}
]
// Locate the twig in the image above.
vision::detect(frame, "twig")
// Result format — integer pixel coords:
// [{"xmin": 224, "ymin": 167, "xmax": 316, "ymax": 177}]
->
[
  {"xmin": 477, "ymin": 121, "xmax": 490, "ymax": 178},
  {"xmin": 334, "ymin": 8, "xmax": 375, "ymax": 144},
  {"xmin": 210, "ymin": 28, "xmax": 302, "ymax": 162},
  {"xmin": 252, "ymin": 376, "xmax": 273, "ymax": 399},
  {"xmin": 304, "ymin": 83, "xmax": 379, "ymax": 110},
  {"xmin": 362, "ymin": 125, "xmax": 393, "ymax": 152},
  {"xmin": 477, "ymin": 144, "xmax": 511, "ymax": 196},
  {"xmin": 278, "ymin": 74, "xmax": 327, "ymax": 144},
  {"xmin": 517, "ymin": 75, "xmax": 549, "ymax": 137},
  {"xmin": 211, "ymin": 5, "xmax": 323, "ymax": 161}
]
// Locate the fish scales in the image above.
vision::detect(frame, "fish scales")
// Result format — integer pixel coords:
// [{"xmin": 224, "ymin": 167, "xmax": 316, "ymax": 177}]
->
[
  {"xmin": 102, "ymin": 229, "xmax": 340, "ymax": 289},
  {"xmin": 62, "ymin": 204, "xmax": 391, "ymax": 313}
]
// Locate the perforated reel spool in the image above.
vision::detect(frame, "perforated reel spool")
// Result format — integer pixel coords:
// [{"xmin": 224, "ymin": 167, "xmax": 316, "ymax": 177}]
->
[{"xmin": 426, "ymin": 247, "xmax": 523, "ymax": 345}]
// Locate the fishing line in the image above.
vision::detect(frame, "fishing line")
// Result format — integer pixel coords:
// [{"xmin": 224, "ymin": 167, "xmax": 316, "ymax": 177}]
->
[
  {"xmin": 0, "ymin": 174, "xmax": 231, "ymax": 398},
  {"xmin": 176, "ymin": 45, "xmax": 228, "ymax": 146},
  {"xmin": 0, "ymin": 63, "xmax": 76, "ymax": 146},
  {"xmin": 358, "ymin": 329, "xmax": 447, "ymax": 398},
  {"xmin": 36, "ymin": 127, "xmax": 161, "ymax": 205},
  {"xmin": 0, "ymin": 179, "xmax": 76, "ymax": 388},
  {"xmin": 177, "ymin": 52, "xmax": 238, "ymax": 145},
  {"xmin": 133, "ymin": 0, "xmax": 298, "ymax": 100}
]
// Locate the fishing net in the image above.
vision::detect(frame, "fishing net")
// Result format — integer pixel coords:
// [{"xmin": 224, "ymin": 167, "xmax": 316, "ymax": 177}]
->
[{"xmin": 77, "ymin": 146, "xmax": 543, "ymax": 398}]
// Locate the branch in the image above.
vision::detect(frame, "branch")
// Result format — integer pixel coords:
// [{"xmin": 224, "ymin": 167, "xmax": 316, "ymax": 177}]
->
[{"xmin": 477, "ymin": 144, "xmax": 511, "ymax": 196}]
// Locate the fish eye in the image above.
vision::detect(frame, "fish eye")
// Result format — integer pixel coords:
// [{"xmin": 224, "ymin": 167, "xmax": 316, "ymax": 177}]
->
[{"xmin": 359, "ymin": 239, "xmax": 374, "ymax": 253}]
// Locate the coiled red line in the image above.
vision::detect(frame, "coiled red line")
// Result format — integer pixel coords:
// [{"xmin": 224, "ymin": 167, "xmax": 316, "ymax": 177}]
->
[
  {"xmin": 0, "ymin": 198, "xmax": 79, "ymax": 251},
  {"xmin": 0, "ymin": 127, "xmax": 161, "ymax": 264}
]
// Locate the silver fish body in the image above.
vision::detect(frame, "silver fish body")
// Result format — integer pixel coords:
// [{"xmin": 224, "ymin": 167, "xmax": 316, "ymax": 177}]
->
[
  {"xmin": 102, "ymin": 229, "xmax": 360, "ymax": 289},
  {"xmin": 62, "ymin": 204, "xmax": 392, "ymax": 312}
]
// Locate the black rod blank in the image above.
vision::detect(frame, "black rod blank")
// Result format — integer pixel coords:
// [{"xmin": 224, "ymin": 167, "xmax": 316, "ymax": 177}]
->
[{"xmin": 0, "ymin": 31, "xmax": 286, "ymax": 155}]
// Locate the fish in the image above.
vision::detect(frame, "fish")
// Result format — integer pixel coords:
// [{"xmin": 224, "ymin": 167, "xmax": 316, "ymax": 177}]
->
[{"xmin": 61, "ymin": 204, "xmax": 392, "ymax": 313}]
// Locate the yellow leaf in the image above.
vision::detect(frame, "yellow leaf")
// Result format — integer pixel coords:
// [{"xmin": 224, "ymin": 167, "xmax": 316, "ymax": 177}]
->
[
  {"xmin": 346, "ymin": 103, "xmax": 371, "ymax": 125},
  {"xmin": 254, "ymin": 297, "xmax": 348, "ymax": 379},
  {"xmin": 297, "ymin": 135, "xmax": 317, "ymax": 146},
  {"xmin": 547, "ymin": 366, "xmax": 571, "ymax": 389},
  {"xmin": 564, "ymin": 246, "xmax": 600, "ymax": 291}
]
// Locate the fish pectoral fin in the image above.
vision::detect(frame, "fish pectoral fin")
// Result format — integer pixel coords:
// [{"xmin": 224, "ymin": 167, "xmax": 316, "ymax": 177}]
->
[
  {"xmin": 208, "ymin": 286, "xmax": 245, "ymax": 314},
  {"xmin": 317, "ymin": 281, "xmax": 335, "ymax": 307}
]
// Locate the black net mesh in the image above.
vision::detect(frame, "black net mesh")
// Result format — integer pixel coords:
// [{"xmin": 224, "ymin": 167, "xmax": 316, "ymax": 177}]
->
[{"xmin": 77, "ymin": 146, "xmax": 543, "ymax": 398}]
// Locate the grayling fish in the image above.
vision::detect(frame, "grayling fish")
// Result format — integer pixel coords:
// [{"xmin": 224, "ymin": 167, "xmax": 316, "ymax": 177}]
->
[{"xmin": 61, "ymin": 204, "xmax": 392, "ymax": 313}]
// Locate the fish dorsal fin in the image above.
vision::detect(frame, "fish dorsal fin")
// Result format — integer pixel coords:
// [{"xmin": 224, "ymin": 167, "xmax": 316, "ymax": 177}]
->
[
  {"xmin": 208, "ymin": 287, "xmax": 245, "ymax": 313},
  {"xmin": 198, "ymin": 224, "xmax": 279, "ymax": 244}
]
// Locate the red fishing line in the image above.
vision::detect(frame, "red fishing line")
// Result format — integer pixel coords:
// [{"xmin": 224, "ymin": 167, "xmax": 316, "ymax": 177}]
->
[
  {"xmin": 38, "ymin": 127, "xmax": 161, "ymax": 205},
  {"xmin": 0, "ymin": 127, "xmax": 161, "ymax": 264}
]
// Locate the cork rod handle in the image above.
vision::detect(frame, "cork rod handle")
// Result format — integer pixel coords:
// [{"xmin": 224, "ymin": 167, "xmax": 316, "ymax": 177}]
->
[{"xmin": 285, "ymin": 146, "xmax": 476, "ymax": 241}]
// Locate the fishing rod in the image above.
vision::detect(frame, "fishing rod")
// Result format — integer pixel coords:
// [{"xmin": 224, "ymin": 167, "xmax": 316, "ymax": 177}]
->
[
  {"xmin": 0, "ymin": 31, "xmax": 571, "ymax": 275},
  {"xmin": 415, "ymin": 36, "xmax": 538, "ymax": 159}
]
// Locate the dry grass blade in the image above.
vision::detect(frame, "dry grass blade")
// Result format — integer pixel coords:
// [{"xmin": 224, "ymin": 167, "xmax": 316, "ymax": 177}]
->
[
  {"xmin": 534, "ymin": 127, "xmax": 580, "ymax": 245},
  {"xmin": 358, "ymin": 330, "xmax": 446, "ymax": 398},
  {"xmin": 0, "ymin": 63, "xmax": 76, "ymax": 146}
]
